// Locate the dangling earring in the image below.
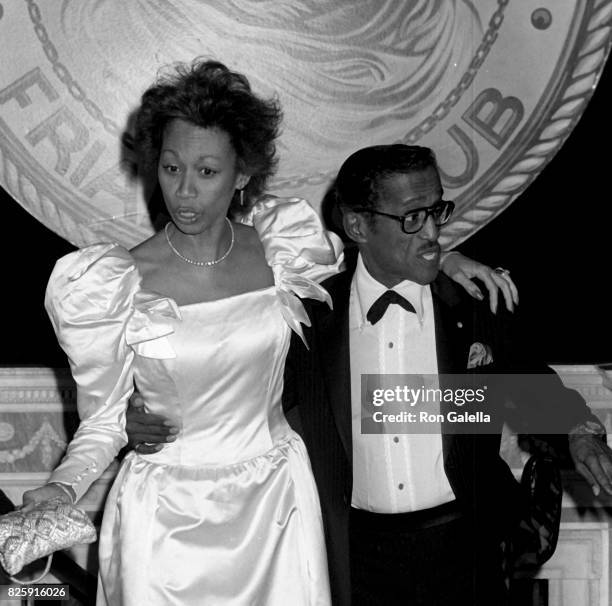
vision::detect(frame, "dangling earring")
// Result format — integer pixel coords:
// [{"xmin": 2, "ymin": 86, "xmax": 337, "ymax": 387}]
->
[{"xmin": 239, "ymin": 188, "xmax": 245, "ymax": 207}]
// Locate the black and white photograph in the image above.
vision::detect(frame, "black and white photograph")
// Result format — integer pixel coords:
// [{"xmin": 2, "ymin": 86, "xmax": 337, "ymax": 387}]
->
[{"xmin": 0, "ymin": 3, "xmax": 611, "ymax": 605}]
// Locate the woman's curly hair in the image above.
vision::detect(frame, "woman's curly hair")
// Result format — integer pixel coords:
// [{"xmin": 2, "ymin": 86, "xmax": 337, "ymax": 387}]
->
[{"xmin": 134, "ymin": 59, "xmax": 282, "ymax": 213}]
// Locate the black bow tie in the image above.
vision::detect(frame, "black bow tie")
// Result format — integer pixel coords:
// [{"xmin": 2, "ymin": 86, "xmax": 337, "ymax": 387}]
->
[{"xmin": 366, "ymin": 290, "xmax": 416, "ymax": 325}]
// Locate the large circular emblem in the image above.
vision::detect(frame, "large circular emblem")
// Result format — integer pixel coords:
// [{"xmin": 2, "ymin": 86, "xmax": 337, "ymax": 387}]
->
[{"xmin": 0, "ymin": 1, "xmax": 610, "ymax": 248}]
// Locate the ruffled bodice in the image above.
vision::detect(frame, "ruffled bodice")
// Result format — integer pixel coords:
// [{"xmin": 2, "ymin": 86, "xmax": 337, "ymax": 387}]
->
[{"xmin": 46, "ymin": 197, "xmax": 343, "ymax": 502}]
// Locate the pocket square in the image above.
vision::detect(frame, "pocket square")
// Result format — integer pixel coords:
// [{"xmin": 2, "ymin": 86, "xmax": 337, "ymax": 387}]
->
[
  {"xmin": 467, "ymin": 342, "xmax": 494, "ymax": 369},
  {"xmin": 0, "ymin": 498, "xmax": 96, "ymax": 576}
]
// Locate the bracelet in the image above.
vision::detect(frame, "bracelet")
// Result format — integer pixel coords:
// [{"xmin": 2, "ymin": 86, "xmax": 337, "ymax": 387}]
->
[{"xmin": 48, "ymin": 482, "xmax": 76, "ymax": 504}]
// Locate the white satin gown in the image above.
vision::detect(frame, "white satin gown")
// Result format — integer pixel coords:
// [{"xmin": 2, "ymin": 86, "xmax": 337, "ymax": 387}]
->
[{"xmin": 45, "ymin": 198, "xmax": 343, "ymax": 605}]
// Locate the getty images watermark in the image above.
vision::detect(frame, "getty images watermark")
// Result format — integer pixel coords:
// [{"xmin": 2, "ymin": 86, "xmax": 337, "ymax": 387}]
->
[{"xmin": 360, "ymin": 374, "xmax": 579, "ymax": 434}]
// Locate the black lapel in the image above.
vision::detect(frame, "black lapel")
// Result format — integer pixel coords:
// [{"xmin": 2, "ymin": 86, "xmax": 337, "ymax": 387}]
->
[
  {"xmin": 316, "ymin": 264, "xmax": 355, "ymax": 467},
  {"xmin": 431, "ymin": 275, "xmax": 473, "ymax": 488},
  {"xmin": 431, "ymin": 274, "xmax": 468, "ymax": 376}
]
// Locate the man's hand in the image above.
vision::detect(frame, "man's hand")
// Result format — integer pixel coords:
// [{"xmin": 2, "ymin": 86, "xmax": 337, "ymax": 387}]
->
[
  {"xmin": 126, "ymin": 392, "xmax": 179, "ymax": 454},
  {"xmin": 440, "ymin": 252, "xmax": 519, "ymax": 314},
  {"xmin": 569, "ymin": 429, "xmax": 612, "ymax": 497}
]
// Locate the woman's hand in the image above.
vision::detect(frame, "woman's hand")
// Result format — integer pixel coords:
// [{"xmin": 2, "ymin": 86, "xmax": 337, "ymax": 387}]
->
[
  {"xmin": 440, "ymin": 251, "xmax": 518, "ymax": 314},
  {"xmin": 21, "ymin": 483, "xmax": 74, "ymax": 510}
]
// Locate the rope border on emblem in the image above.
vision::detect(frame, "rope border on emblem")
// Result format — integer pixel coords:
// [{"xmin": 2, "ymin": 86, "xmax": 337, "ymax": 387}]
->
[{"xmin": 439, "ymin": 0, "xmax": 612, "ymax": 248}]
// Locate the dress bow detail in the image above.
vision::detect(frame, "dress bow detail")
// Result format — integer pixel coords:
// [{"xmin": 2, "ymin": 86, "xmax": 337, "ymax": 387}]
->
[{"xmin": 126, "ymin": 292, "xmax": 181, "ymax": 359}]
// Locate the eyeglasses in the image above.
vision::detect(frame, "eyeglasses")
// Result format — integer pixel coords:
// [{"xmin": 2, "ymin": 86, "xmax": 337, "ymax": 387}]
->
[{"xmin": 353, "ymin": 200, "xmax": 455, "ymax": 234}]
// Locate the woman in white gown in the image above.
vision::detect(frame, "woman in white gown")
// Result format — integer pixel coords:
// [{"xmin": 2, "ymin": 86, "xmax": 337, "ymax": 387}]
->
[{"xmin": 23, "ymin": 59, "xmax": 516, "ymax": 605}]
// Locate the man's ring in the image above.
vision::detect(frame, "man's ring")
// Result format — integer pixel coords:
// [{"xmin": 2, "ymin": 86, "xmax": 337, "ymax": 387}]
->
[{"xmin": 494, "ymin": 267, "xmax": 510, "ymax": 276}]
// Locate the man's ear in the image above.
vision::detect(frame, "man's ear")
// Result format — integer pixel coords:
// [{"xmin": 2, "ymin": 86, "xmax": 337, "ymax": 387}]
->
[{"xmin": 342, "ymin": 209, "xmax": 369, "ymax": 244}]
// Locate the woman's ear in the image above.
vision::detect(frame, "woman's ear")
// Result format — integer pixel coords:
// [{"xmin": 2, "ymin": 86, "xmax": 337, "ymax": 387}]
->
[{"xmin": 236, "ymin": 173, "xmax": 251, "ymax": 191}]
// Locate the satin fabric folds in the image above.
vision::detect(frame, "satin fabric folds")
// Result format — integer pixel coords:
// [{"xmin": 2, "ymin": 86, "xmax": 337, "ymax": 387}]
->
[{"xmin": 45, "ymin": 197, "xmax": 343, "ymax": 605}]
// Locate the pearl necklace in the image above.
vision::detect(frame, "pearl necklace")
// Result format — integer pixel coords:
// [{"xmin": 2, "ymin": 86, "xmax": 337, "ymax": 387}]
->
[{"xmin": 165, "ymin": 219, "xmax": 235, "ymax": 267}]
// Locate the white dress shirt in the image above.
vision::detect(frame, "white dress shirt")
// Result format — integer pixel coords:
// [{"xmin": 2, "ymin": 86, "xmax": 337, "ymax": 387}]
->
[{"xmin": 350, "ymin": 254, "xmax": 455, "ymax": 512}]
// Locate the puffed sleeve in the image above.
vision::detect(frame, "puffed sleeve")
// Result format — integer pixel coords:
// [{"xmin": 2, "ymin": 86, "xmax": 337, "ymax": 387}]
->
[
  {"xmin": 44, "ymin": 244, "xmax": 139, "ymax": 502},
  {"xmin": 242, "ymin": 196, "xmax": 344, "ymax": 283},
  {"xmin": 239, "ymin": 196, "xmax": 344, "ymax": 343}
]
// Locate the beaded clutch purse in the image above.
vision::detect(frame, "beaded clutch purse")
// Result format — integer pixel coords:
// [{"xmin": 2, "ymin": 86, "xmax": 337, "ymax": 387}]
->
[{"xmin": 0, "ymin": 498, "xmax": 96, "ymax": 576}]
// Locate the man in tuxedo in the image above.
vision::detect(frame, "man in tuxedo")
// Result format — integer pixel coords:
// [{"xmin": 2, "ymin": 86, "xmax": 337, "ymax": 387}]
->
[
  {"xmin": 280, "ymin": 144, "xmax": 612, "ymax": 605},
  {"xmin": 127, "ymin": 144, "xmax": 612, "ymax": 605}
]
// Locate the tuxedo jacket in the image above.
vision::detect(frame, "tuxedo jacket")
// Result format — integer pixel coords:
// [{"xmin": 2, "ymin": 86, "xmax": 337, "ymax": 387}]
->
[{"xmin": 282, "ymin": 252, "xmax": 593, "ymax": 605}]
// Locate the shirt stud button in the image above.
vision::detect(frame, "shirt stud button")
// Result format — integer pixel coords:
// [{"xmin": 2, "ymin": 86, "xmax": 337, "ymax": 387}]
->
[
  {"xmin": 388, "ymin": 342, "xmax": 394, "ymax": 348},
  {"xmin": 398, "ymin": 483, "xmax": 404, "ymax": 490},
  {"xmin": 393, "ymin": 436, "xmax": 399, "ymax": 443}
]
